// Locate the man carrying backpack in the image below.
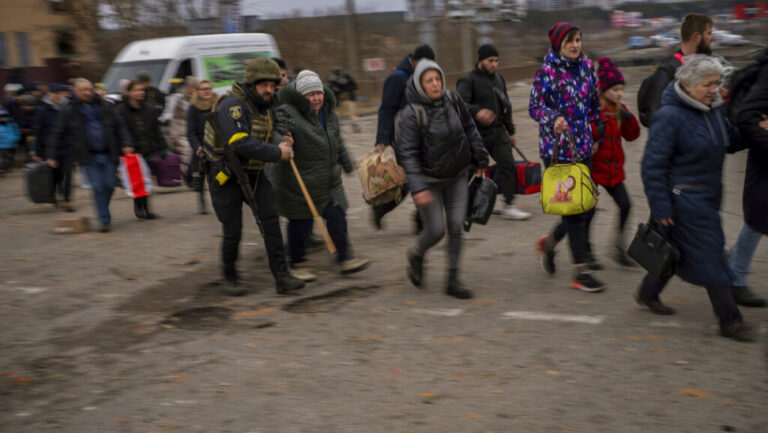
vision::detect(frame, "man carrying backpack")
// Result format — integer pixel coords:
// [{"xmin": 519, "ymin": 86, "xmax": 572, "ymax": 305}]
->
[
  {"xmin": 637, "ymin": 13, "xmax": 714, "ymax": 127},
  {"xmin": 372, "ymin": 44, "xmax": 436, "ymax": 229},
  {"xmin": 457, "ymin": 44, "xmax": 531, "ymax": 220},
  {"xmin": 727, "ymin": 47, "xmax": 768, "ymax": 308}
]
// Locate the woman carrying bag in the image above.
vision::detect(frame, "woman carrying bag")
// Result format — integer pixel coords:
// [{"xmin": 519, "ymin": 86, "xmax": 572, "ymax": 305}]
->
[
  {"xmin": 639, "ymin": 55, "xmax": 754, "ymax": 342},
  {"xmin": 398, "ymin": 59, "xmax": 489, "ymax": 299},
  {"xmin": 117, "ymin": 80, "xmax": 168, "ymax": 219},
  {"xmin": 529, "ymin": 22, "xmax": 603, "ymax": 292}
]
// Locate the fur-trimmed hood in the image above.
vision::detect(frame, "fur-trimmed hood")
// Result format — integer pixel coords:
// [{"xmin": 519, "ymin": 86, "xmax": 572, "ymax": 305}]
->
[
  {"xmin": 277, "ymin": 83, "xmax": 337, "ymax": 118},
  {"xmin": 190, "ymin": 93, "xmax": 219, "ymax": 111}
]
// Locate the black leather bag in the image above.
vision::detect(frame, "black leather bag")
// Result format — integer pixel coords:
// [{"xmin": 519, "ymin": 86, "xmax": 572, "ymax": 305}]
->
[
  {"xmin": 627, "ymin": 219, "xmax": 680, "ymax": 280},
  {"xmin": 25, "ymin": 161, "xmax": 56, "ymax": 204},
  {"xmin": 466, "ymin": 171, "xmax": 498, "ymax": 228}
]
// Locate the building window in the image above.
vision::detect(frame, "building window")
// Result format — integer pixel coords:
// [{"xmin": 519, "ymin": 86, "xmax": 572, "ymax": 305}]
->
[
  {"xmin": 0, "ymin": 33, "xmax": 7, "ymax": 67},
  {"xmin": 55, "ymin": 30, "xmax": 76, "ymax": 56},
  {"xmin": 49, "ymin": 0, "xmax": 70, "ymax": 13},
  {"xmin": 16, "ymin": 32, "xmax": 31, "ymax": 67}
]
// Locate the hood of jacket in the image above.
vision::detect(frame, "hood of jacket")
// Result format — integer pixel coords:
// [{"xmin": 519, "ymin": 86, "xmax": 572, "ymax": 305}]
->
[
  {"xmin": 408, "ymin": 59, "xmax": 446, "ymax": 103},
  {"xmin": 395, "ymin": 55, "xmax": 415, "ymax": 76},
  {"xmin": 543, "ymin": 47, "xmax": 588, "ymax": 72},
  {"xmin": 277, "ymin": 83, "xmax": 337, "ymax": 118},
  {"xmin": 190, "ymin": 93, "xmax": 218, "ymax": 111},
  {"xmin": 661, "ymin": 80, "xmax": 724, "ymax": 113},
  {"xmin": 41, "ymin": 95, "xmax": 65, "ymax": 111}
]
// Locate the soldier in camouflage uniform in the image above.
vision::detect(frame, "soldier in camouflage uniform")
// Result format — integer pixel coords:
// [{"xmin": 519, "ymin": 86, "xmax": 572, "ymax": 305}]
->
[{"xmin": 205, "ymin": 57, "xmax": 304, "ymax": 296}]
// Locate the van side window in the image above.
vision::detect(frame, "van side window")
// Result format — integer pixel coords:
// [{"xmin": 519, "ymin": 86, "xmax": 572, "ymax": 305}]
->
[{"xmin": 175, "ymin": 59, "xmax": 192, "ymax": 80}]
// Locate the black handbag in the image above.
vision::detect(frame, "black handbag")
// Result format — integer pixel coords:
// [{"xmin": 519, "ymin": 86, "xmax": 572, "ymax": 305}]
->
[
  {"xmin": 464, "ymin": 171, "xmax": 498, "ymax": 231},
  {"xmin": 627, "ymin": 218, "xmax": 680, "ymax": 280}
]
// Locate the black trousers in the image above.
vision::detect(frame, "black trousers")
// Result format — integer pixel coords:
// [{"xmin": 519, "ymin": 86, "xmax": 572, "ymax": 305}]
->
[
  {"xmin": 638, "ymin": 272, "xmax": 741, "ymax": 324},
  {"xmin": 483, "ymin": 127, "xmax": 516, "ymax": 205},
  {"xmin": 547, "ymin": 158, "xmax": 595, "ymax": 265},
  {"xmin": 601, "ymin": 181, "xmax": 631, "ymax": 232},
  {"xmin": 54, "ymin": 159, "xmax": 73, "ymax": 201},
  {"xmin": 208, "ymin": 169, "xmax": 287, "ymax": 278},
  {"xmin": 288, "ymin": 201, "xmax": 349, "ymax": 264}
]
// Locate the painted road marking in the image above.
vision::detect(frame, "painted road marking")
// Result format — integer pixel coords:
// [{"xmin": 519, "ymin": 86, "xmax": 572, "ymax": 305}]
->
[
  {"xmin": 411, "ymin": 308, "xmax": 465, "ymax": 317},
  {"xmin": 502, "ymin": 311, "xmax": 604, "ymax": 325}
]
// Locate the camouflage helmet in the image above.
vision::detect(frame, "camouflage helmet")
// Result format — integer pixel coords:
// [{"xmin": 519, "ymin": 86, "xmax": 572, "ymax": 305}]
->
[{"xmin": 243, "ymin": 57, "xmax": 281, "ymax": 85}]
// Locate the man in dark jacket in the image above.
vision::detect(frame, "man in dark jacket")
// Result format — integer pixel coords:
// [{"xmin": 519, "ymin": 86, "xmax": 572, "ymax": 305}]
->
[
  {"xmin": 457, "ymin": 44, "xmax": 531, "ymax": 221},
  {"xmin": 46, "ymin": 78, "xmax": 130, "ymax": 233},
  {"xmin": 372, "ymin": 44, "xmax": 435, "ymax": 228},
  {"xmin": 637, "ymin": 13, "xmax": 714, "ymax": 127},
  {"xmin": 327, "ymin": 67, "xmax": 360, "ymax": 133},
  {"xmin": 32, "ymin": 83, "xmax": 72, "ymax": 210},
  {"xmin": 728, "ymin": 48, "xmax": 768, "ymax": 308},
  {"xmin": 137, "ymin": 72, "xmax": 166, "ymax": 114},
  {"xmin": 207, "ymin": 57, "xmax": 304, "ymax": 296}
]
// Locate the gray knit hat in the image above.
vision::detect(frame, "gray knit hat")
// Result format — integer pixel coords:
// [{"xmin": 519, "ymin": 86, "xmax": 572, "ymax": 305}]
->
[{"xmin": 295, "ymin": 70, "xmax": 324, "ymax": 95}]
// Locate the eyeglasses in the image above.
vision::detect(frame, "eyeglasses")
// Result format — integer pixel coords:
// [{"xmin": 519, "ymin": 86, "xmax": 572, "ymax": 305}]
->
[{"xmin": 199, "ymin": 87, "xmax": 213, "ymax": 91}]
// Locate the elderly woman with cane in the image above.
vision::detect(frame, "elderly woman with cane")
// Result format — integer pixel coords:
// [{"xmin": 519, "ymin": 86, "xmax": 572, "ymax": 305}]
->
[
  {"xmin": 639, "ymin": 54, "xmax": 754, "ymax": 342},
  {"xmin": 271, "ymin": 70, "xmax": 370, "ymax": 280}
]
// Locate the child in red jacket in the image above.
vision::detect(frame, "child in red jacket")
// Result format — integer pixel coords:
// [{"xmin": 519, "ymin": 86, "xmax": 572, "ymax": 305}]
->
[{"xmin": 591, "ymin": 57, "xmax": 640, "ymax": 266}]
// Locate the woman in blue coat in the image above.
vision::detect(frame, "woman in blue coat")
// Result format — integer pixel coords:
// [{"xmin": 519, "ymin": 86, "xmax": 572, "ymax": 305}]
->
[{"xmin": 639, "ymin": 55, "xmax": 754, "ymax": 342}]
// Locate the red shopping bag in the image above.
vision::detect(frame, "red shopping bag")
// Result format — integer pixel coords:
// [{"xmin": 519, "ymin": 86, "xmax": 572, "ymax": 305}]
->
[{"xmin": 120, "ymin": 153, "xmax": 152, "ymax": 198}]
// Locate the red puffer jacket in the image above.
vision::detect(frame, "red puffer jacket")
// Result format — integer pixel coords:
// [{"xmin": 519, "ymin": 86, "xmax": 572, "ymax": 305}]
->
[{"xmin": 590, "ymin": 103, "xmax": 640, "ymax": 187}]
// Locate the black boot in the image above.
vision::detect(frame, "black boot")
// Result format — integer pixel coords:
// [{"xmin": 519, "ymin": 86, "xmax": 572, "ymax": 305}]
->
[
  {"xmin": 134, "ymin": 198, "xmax": 146, "ymax": 219},
  {"xmin": 446, "ymin": 269, "xmax": 473, "ymax": 299},
  {"xmin": 730, "ymin": 285, "xmax": 767, "ymax": 308},
  {"xmin": 407, "ymin": 248, "xmax": 423, "ymax": 287},
  {"xmin": 719, "ymin": 319, "xmax": 756, "ymax": 342},
  {"xmin": 275, "ymin": 272, "xmax": 305, "ymax": 294},
  {"xmin": 223, "ymin": 266, "xmax": 247, "ymax": 297},
  {"xmin": 141, "ymin": 196, "xmax": 157, "ymax": 219},
  {"xmin": 634, "ymin": 290, "xmax": 675, "ymax": 315}
]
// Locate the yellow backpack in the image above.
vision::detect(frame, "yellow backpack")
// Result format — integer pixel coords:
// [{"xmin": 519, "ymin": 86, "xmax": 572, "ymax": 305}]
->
[{"xmin": 540, "ymin": 131, "xmax": 598, "ymax": 216}]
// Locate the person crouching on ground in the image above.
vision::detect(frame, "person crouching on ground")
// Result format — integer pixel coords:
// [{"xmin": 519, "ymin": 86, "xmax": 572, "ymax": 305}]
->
[
  {"xmin": 271, "ymin": 70, "xmax": 370, "ymax": 279},
  {"xmin": 398, "ymin": 60, "xmax": 489, "ymax": 299},
  {"xmin": 639, "ymin": 54, "xmax": 754, "ymax": 342},
  {"xmin": 590, "ymin": 57, "xmax": 641, "ymax": 266}
]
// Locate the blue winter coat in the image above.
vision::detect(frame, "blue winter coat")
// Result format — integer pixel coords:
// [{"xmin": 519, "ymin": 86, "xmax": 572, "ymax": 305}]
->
[
  {"xmin": 375, "ymin": 55, "xmax": 414, "ymax": 146},
  {"xmin": 0, "ymin": 109, "xmax": 21, "ymax": 149},
  {"xmin": 641, "ymin": 81, "xmax": 740, "ymax": 287}
]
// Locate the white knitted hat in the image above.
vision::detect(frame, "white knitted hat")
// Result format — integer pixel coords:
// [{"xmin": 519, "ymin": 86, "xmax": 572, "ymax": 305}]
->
[{"xmin": 294, "ymin": 70, "xmax": 324, "ymax": 95}]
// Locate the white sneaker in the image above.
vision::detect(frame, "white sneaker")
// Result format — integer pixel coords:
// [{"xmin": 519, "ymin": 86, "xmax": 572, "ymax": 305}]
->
[
  {"xmin": 289, "ymin": 268, "xmax": 317, "ymax": 282},
  {"xmin": 502, "ymin": 204, "xmax": 531, "ymax": 220},
  {"xmin": 340, "ymin": 258, "xmax": 371, "ymax": 274}
]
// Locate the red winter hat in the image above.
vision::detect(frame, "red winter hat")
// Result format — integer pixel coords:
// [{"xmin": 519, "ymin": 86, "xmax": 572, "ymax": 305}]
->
[
  {"xmin": 548, "ymin": 22, "xmax": 580, "ymax": 51},
  {"xmin": 597, "ymin": 57, "xmax": 625, "ymax": 92}
]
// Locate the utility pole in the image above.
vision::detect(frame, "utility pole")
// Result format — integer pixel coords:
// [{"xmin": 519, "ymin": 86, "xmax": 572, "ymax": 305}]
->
[{"xmin": 344, "ymin": 0, "xmax": 361, "ymax": 77}]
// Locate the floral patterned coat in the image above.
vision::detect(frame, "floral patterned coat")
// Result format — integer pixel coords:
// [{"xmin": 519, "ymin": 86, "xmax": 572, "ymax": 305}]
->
[{"xmin": 528, "ymin": 49, "xmax": 600, "ymax": 163}]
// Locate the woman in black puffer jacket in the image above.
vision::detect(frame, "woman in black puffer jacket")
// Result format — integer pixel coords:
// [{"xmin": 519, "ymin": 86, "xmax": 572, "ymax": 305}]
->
[{"xmin": 397, "ymin": 59, "xmax": 489, "ymax": 299}]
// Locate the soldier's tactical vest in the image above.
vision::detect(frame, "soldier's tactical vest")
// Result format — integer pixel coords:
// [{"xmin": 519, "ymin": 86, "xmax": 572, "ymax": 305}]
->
[{"xmin": 203, "ymin": 90, "xmax": 271, "ymax": 171}]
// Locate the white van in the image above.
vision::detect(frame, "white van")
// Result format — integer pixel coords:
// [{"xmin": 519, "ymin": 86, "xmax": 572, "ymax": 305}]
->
[{"xmin": 102, "ymin": 33, "xmax": 281, "ymax": 97}]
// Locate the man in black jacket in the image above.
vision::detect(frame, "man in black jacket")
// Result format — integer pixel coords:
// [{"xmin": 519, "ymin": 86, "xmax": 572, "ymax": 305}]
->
[
  {"xmin": 728, "ymin": 47, "xmax": 768, "ymax": 308},
  {"xmin": 457, "ymin": 44, "xmax": 530, "ymax": 220},
  {"xmin": 32, "ymin": 83, "xmax": 72, "ymax": 210},
  {"xmin": 207, "ymin": 57, "xmax": 304, "ymax": 296},
  {"xmin": 46, "ymin": 78, "xmax": 131, "ymax": 233},
  {"xmin": 372, "ymin": 44, "xmax": 435, "ymax": 228},
  {"xmin": 637, "ymin": 13, "xmax": 714, "ymax": 127}
]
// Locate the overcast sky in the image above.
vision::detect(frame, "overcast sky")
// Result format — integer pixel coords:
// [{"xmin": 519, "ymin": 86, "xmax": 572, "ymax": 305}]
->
[{"xmin": 243, "ymin": 0, "xmax": 407, "ymax": 17}]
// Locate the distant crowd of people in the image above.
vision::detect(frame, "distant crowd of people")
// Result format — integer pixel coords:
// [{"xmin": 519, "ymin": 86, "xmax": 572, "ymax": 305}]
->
[{"xmin": 2, "ymin": 12, "xmax": 767, "ymax": 342}]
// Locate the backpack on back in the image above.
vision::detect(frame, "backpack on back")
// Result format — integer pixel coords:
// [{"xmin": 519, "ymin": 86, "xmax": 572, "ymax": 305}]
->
[
  {"xmin": 726, "ymin": 61, "xmax": 762, "ymax": 125},
  {"xmin": 393, "ymin": 91, "xmax": 461, "ymax": 149},
  {"xmin": 637, "ymin": 53, "xmax": 684, "ymax": 127}
]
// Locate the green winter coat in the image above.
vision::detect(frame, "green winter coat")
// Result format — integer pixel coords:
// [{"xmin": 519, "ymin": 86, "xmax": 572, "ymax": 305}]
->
[{"xmin": 270, "ymin": 85, "xmax": 354, "ymax": 220}]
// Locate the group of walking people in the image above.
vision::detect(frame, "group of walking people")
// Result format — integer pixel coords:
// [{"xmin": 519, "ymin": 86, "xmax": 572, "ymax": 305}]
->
[{"xmin": 8, "ymin": 12, "xmax": 767, "ymax": 343}]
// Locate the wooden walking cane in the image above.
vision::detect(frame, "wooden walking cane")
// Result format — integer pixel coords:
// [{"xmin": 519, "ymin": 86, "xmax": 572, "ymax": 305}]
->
[{"xmin": 289, "ymin": 158, "xmax": 337, "ymax": 255}]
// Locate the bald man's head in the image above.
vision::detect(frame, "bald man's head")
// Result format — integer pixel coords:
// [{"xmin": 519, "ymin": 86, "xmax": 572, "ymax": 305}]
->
[{"xmin": 73, "ymin": 78, "xmax": 94, "ymax": 103}]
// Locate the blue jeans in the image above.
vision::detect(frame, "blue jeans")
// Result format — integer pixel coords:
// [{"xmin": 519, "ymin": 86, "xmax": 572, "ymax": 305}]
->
[
  {"xmin": 82, "ymin": 153, "xmax": 116, "ymax": 224},
  {"xmin": 728, "ymin": 222, "xmax": 764, "ymax": 287}
]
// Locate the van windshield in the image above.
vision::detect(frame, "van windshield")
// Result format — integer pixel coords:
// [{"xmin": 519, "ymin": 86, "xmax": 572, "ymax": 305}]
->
[
  {"xmin": 102, "ymin": 60, "xmax": 170, "ymax": 93},
  {"xmin": 203, "ymin": 52, "xmax": 271, "ymax": 89}
]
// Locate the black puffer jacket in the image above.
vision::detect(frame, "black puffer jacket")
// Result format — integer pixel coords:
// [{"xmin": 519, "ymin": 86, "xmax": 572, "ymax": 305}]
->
[
  {"xmin": 117, "ymin": 101, "xmax": 167, "ymax": 158},
  {"xmin": 397, "ymin": 66, "xmax": 489, "ymax": 194},
  {"xmin": 637, "ymin": 51, "xmax": 684, "ymax": 127},
  {"xmin": 456, "ymin": 67, "xmax": 515, "ymax": 137},
  {"xmin": 735, "ymin": 48, "xmax": 768, "ymax": 235}
]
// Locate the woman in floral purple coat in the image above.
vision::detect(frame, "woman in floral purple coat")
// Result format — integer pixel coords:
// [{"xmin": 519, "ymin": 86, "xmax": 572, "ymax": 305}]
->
[{"xmin": 529, "ymin": 22, "xmax": 604, "ymax": 292}]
